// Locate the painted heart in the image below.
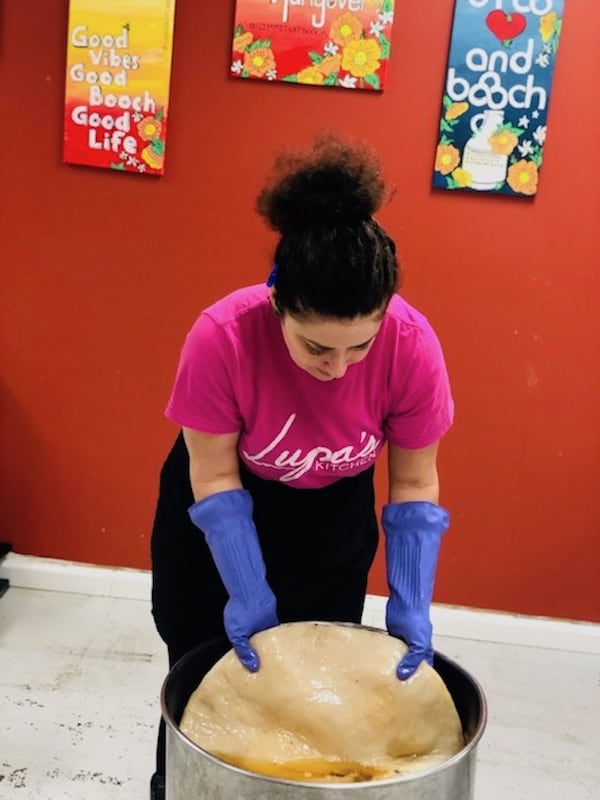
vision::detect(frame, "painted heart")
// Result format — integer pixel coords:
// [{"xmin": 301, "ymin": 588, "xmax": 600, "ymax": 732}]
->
[{"xmin": 486, "ymin": 10, "xmax": 527, "ymax": 44}]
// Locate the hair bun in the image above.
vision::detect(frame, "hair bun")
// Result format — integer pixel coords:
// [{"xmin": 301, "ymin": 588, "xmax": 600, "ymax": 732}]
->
[{"xmin": 256, "ymin": 132, "xmax": 392, "ymax": 235}]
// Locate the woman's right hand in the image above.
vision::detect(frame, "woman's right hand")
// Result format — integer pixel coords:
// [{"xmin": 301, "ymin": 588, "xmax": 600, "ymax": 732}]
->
[
  {"xmin": 188, "ymin": 487, "xmax": 279, "ymax": 672},
  {"xmin": 223, "ymin": 588, "xmax": 279, "ymax": 672}
]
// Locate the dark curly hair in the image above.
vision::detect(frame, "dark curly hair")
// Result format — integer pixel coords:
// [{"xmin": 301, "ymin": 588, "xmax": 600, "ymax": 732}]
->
[{"xmin": 256, "ymin": 132, "xmax": 400, "ymax": 319}]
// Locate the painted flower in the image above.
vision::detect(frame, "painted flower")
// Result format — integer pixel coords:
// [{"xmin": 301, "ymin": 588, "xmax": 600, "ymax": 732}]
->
[
  {"xmin": 324, "ymin": 41, "xmax": 339, "ymax": 56},
  {"xmin": 297, "ymin": 65, "xmax": 325, "ymax": 85},
  {"xmin": 445, "ymin": 102, "xmax": 469, "ymax": 121},
  {"xmin": 532, "ymin": 125, "xmax": 547, "ymax": 145},
  {"xmin": 330, "ymin": 12, "xmax": 363, "ymax": 47},
  {"xmin": 233, "ymin": 31, "xmax": 253, "ymax": 52},
  {"xmin": 507, "ymin": 160, "xmax": 539, "ymax": 196},
  {"xmin": 370, "ymin": 21, "xmax": 384, "ymax": 36},
  {"xmin": 137, "ymin": 163, "xmax": 146, "ymax": 173},
  {"xmin": 451, "ymin": 168, "xmax": 472, "ymax": 188},
  {"xmin": 489, "ymin": 130, "xmax": 518, "ymax": 156},
  {"xmin": 532, "ymin": 110, "xmax": 540, "ymax": 119},
  {"xmin": 435, "ymin": 143, "xmax": 460, "ymax": 175},
  {"xmin": 338, "ymin": 74, "xmax": 358, "ymax": 89},
  {"xmin": 518, "ymin": 139, "xmax": 534, "ymax": 157},
  {"xmin": 127, "ymin": 155, "xmax": 139, "ymax": 167},
  {"xmin": 132, "ymin": 111, "xmax": 144, "ymax": 123},
  {"xmin": 319, "ymin": 54, "xmax": 342, "ymax": 77},
  {"xmin": 231, "ymin": 59, "xmax": 243, "ymax": 74},
  {"xmin": 379, "ymin": 11, "xmax": 394, "ymax": 25},
  {"xmin": 141, "ymin": 145, "xmax": 164, "ymax": 171},
  {"xmin": 137, "ymin": 116, "xmax": 162, "ymax": 142},
  {"xmin": 341, "ymin": 38, "xmax": 382, "ymax": 78},
  {"xmin": 243, "ymin": 47, "xmax": 276, "ymax": 78},
  {"xmin": 535, "ymin": 52, "xmax": 550, "ymax": 68},
  {"xmin": 539, "ymin": 12, "xmax": 557, "ymax": 43},
  {"xmin": 266, "ymin": 69, "xmax": 277, "ymax": 81},
  {"xmin": 518, "ymin": 115, "xmax": 530, "ymax": 129},
  {"xmin": 119, "ymin": 150, "xmax": 128, "ymax": 160}
]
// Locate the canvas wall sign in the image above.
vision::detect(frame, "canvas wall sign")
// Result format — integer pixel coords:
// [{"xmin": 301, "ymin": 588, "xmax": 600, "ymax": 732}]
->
[
  {"xmin": 231, "ymin": 0, "xmax": 395, "ymax": 91},
  {"xmin": 433, "ymin": 0, "xmax": 564, "ymax": 197},
  {"xmin": 63, "ymin": 0, "xmax": 176, "ymax": 175}
]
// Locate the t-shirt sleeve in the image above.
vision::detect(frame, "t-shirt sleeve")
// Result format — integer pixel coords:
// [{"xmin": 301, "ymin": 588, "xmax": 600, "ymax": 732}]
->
[
  {"xmin": 165, "ymin": 313, "xmax": 242, "ymax": 434},
  {"xmin": 384, "ymin": 323, "xmax": 454, "ymax": 449}
]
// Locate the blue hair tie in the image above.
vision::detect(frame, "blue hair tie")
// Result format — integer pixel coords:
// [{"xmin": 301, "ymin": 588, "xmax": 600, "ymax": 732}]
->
[{"xmin": 266, "ymin": 263, "xmax": 279, "ymax": 287}]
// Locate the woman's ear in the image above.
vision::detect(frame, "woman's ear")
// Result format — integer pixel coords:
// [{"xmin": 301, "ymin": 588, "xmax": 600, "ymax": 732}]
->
[{"xmin": 270, "ymin": 289, "xmax": 282, "ymax": 316}]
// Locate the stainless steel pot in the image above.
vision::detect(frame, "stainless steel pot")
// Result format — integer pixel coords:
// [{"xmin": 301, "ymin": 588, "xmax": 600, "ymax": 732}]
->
[{"xmin": 161, "ymin": 625, "xmax": 487, "ymax": 799}]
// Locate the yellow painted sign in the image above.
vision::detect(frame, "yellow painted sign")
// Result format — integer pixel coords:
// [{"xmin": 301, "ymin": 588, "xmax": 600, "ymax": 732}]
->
[{"xmin": 63, "ymin": 0, "xmax": 176, "ymax": 175}]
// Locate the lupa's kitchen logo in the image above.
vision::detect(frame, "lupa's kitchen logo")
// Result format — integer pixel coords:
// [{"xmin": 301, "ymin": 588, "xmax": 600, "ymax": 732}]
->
[{"xmin": 242, "ymin": 413, "xmax": 381, "ymax": 482}]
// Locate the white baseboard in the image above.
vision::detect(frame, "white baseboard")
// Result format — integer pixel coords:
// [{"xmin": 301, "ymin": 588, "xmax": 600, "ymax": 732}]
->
[
  {"xmin": 1, "ymin": 552, "xmax": 598, "ymax": 655},
  {"xmin": 361, "ymin": 594, "xmax": 600, "ymax": 656},
  {"xmin": 0, "ymin": 552, "xmax": 150, "ymax": 601}
]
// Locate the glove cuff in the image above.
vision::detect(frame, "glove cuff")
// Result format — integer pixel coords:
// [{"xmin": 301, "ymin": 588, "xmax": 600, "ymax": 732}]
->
[
  {"xmin": 188, "ymin": 489, "xmax": 272, "ymax": 606},
  {"xmin": 188, "ymin": 488, "xmax": 253, "ymax": 539},
  {"xmin": 383, "ymin": 501, "xmax": 448, "ymax": 612},
  {"xmin": 382, "ymin": 500, "xmax": 449, "ymax": 543}
]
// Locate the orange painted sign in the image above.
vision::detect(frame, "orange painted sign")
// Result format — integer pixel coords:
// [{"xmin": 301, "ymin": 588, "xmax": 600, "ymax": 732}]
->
[
  {"xmin": 231, "ymin": 0, "xmax": 395, "ymax": 91},
  {"xmin": 63, "ymin": 0, "xmax": 176, "ymax": 175}
]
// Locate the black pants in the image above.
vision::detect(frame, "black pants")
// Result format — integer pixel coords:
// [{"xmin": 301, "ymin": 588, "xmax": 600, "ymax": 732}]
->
[{"xmin": 150, "ymin": 432, "xmax": 379, "ymax": 775}]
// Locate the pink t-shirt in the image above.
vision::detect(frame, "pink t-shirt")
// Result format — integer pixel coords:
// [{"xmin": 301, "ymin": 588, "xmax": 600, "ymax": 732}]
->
[{"xmin": 166, "ymin": 285, "xmax": 453, "ymax": 489}]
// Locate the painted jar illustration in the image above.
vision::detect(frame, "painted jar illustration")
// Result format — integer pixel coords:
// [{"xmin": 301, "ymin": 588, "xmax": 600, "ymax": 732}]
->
[{"xmin": 461, "ymin": 110, "xmax": 508, "ymax": 190}]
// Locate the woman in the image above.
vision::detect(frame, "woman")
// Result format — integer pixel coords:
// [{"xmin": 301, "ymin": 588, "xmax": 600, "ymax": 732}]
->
[{"xmin": 150, "ymin": 133, "xmax": 453, "ymax": 798}]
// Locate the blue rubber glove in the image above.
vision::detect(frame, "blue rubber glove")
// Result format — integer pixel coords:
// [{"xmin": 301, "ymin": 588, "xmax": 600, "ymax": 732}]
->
[
  {"xmin": 188, "ymin": 489, "xmax": 278, "ymax": 672},
  {"xmin": 382, "ymin": 501, "xmax": 450, "ymax": 681}
]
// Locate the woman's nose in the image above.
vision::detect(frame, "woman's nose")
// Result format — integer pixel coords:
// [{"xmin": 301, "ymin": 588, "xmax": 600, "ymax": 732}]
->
[{"xmin": 323, "ymin": 354, "xmax": 348, "ymax": 378}]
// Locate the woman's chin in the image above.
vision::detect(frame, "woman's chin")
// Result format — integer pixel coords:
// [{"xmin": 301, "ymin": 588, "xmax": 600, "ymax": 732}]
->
[{"xmin": 310, "ymin": 369, "xmax": 337, "ymax": 381}]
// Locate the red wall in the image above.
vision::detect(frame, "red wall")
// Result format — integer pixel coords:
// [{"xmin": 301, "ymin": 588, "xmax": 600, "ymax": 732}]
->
[{"xmin": 2, "ymin": 2, "xmax": 599, "ymax": 622}]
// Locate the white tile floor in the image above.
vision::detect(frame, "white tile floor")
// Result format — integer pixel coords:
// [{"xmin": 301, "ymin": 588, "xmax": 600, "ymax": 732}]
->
[{"xmin": 1, "ymin": 586, "xmax": 599, "ymax": 800}]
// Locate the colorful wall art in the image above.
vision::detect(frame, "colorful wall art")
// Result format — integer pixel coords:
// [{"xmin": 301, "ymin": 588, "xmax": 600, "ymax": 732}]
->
[
  {"xmin": 231, "ymin": 0, "xmax": 395, "ymax": 91},
  {"xmin": 63, "ymin": 0, "xmax": 176, "ymax": 175},
  {"xmin": 433, "ymin": 0, "xmax": 564, "ymax": 196}
]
